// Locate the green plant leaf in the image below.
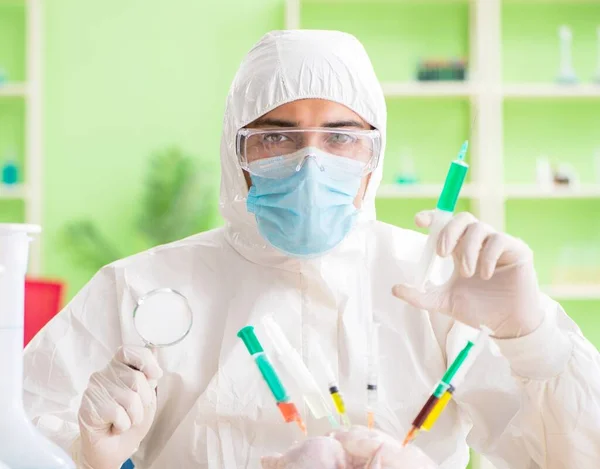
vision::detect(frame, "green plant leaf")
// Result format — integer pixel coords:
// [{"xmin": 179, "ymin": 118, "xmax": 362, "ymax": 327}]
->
[
  {"xmin": 60, "ymin": 220, "xmax": 122, "ymax": 272},
  {"xmin": 136, "ymin": 146, "xmax": 215, "ymax": 246},
  {"xmin": 60, "ymin": 145, "xmax": 217, "ymax": 277}
]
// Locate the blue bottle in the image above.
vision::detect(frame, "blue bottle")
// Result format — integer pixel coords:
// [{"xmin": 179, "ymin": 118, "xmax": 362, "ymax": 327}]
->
[{"xmin": 1, "ymin": 161, "xmax": 18, "ymax": 185}]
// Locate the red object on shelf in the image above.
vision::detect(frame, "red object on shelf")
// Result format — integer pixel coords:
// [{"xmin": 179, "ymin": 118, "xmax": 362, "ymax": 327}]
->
[{"xmin": 24, "ymin": 278, "xmax": 65, "ymax": 346}]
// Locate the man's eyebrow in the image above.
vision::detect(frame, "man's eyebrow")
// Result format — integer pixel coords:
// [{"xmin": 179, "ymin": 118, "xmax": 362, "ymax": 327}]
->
[
  {"xmin": 252, "ymin": 118, "xmax": 299, "ymax": 128},
  {"xmin": 322, "ymin": 120, "xmax": 367, "ymax": 129}
]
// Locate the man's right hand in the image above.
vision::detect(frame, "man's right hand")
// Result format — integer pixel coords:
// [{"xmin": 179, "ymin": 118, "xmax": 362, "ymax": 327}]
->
[{"xmin": 75, "ymin": 346, "xmax": 163, "ymax": 469}]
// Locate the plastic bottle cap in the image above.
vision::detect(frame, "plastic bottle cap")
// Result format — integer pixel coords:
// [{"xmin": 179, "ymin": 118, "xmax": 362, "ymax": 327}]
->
[{"xmin": 237, "ymin": 325, "xmax": 263, "ymax": 355}]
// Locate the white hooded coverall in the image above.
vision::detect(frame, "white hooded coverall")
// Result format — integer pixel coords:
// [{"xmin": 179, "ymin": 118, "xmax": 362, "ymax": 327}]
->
[{"xmin": 23, "ymin": 30, "xmax": 600, "ymax": 469}]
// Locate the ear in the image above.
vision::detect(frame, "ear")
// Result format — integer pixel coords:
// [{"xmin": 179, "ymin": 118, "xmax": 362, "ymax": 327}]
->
[{"xmin": 261, "ymin": 454, "xmax": 283, "ymax": 469}]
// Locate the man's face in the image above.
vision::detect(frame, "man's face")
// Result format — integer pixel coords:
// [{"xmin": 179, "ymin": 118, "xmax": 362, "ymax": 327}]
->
[{"xmin": 243, "ymin": 98, "xmax": 373, "ymax": 208}]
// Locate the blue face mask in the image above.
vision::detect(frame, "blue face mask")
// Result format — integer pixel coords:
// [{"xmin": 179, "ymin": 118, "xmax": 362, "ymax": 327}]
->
[{"xmin": 246, "ymin": 148, "xmax": 365, "ymax": 258}]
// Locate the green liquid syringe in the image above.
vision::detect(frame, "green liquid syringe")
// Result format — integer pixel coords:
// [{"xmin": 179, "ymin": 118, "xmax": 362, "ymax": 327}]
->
[
  {"xmin": 413, "ymin": 141, "xmax": 469, "ymax": 290},
  {"xmin": 237, "ymin": 326, "xmax": 307, "ymax": 434}
]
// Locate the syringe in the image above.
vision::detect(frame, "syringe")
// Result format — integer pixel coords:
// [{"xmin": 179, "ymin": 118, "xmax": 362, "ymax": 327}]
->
[
  {"xmin": 237, "ymin": 325, "xmax": 307, "ymax": 434},
  {"xmin": 367, "ymin": 323, "xmax": 380, "ymax": 429},
  {"xmin": 262, "ymin": 317, "xmax": 339, "ymax": 429},
  {"xmin": 412, "ymin": 141, "xmax": 469, "ymax": 291},
  {"xmin": 403, "ymin": 326, "xmax": 491, "ymax": 445},
  {"xmin": 311, "ymin": 339, "xmax": 351, "ymax": 428},
  {"xmin": 329, "ymin": 382, "xmax": 351, "ymax": 428}
]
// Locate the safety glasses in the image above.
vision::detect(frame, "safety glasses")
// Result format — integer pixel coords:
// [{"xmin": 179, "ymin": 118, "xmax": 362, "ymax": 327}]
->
[{"xmin": 236, "ymin": 127, "xmax": 381, "ymax": 178}]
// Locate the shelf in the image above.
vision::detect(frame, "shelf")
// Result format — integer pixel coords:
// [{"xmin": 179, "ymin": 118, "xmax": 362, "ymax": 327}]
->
[
  {"xmin": 0, "ymin": 184, "xmax": 27, "ymax": 200},
  {"xmin": 382, "ymin": 81, "xmax": 473, "ymax": 98},
  {"xmin": 504, "ymin": 0, "xmax": 600, "ymax": 3},
  {"xmin": 504, "ymin": 184, "xmax": 600, "ymax": 199},
  {"xmin": 377, "ymin": 183, "xmax": 479, "ymax": 199},
  {"xmin": 543, "ymin": 285, "xmax": 600, "ymax": 300},
  {"xmin": 503, "ymin": 84, "xmax": 600, "ymax": 99},
  {"xmin": 302, "ymin": 0, "xmax": 468, "ymax": 3},
  {"xmin": 0, "ymin": 83, "xmax": 27, "ymax": 97}
]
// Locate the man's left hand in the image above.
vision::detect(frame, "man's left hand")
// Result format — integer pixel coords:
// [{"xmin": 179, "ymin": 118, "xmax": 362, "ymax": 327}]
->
[{"xmin": 392, "ymin": 211, "xmax": 545, "ymax": 339}]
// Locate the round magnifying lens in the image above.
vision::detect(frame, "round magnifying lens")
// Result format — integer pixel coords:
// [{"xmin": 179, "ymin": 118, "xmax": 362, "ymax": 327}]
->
[{"xmin": 133, "ymin": 288, "xmax": 193, "ymax": 348}]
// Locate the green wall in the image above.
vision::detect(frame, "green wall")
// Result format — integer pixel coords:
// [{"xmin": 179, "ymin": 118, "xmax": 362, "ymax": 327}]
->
[
  {"xmin": 40, "ymin": 0, "xmax": 283, "ymax": 295},
  {"xmin": 0, "ymin": 2, "xmax": 25, "ymax": 82},
  {"xmin": 302, "ymin": 2, "xmax": 469, "ymax": 83}
]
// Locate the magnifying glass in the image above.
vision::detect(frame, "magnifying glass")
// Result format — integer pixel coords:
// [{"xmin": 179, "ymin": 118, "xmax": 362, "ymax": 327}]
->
[{"xmin": 133, "ymin": 288, "xmax": 193, "ymax": 349}]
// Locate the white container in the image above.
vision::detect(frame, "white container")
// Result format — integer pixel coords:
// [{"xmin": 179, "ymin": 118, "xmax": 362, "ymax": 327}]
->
[
  {"xmin": 557, "ymin": 25, "xmax": 578, "ymax": 84},
  {"xmin": 395, "ymin": 148, "xmax": 418, "ymax": 185},
  {"xmin": 0, "ymin": 224, "xmax": 75, "ymax": 468},
  {"xmin": 536, "ymin": 157, "xmax": 553, "ymax": 190}
]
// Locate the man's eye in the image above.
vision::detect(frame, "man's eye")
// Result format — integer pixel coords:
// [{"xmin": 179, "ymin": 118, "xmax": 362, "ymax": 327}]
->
[
  {"xmin": 263, "ymin": 133, "xmax": 289, "ymax": 144},
  {"xmin": 329, "ymin": 133, "xmax": 356, "ymax": 144}
]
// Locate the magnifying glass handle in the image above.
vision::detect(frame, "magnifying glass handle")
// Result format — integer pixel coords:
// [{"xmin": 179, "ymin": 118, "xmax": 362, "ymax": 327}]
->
[
  {"xmin": 127, "ymin": 345, "xmax": 159, "ymax": 396},
  {"xmin": 145, "ymin": 345, "xmax": 159, "ymax": 396}
]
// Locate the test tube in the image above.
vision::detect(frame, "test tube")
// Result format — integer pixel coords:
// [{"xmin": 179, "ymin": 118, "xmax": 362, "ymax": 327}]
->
[
  {"xmin": 237, "ymin": 325, "xmax": 307, "ymax": 434},
  {"xmin": 262, "ymin": 317, "xmax": 338, "ymax": 429},
  {"xmin": 367, "ymin": 323, "xmax": 380, "ymax": 429}
]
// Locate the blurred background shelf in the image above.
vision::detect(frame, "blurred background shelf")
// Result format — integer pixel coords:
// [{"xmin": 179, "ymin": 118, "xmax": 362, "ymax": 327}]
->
[
  {"xmin": 377, "ymin": 183, "xmax": 479, "ymax": 198},
  {"xmin": 504, "ymin": 185, "xmax": 600, "ymax": 199},
  {"xmin": 0, "ymin": 184, "xmax": 27, "ymax": 199},
  {"xmin": 0, "ymin": 82, "xmax": 27, "ymax": 97},
  {"xmin": 543, "ymin": 285, "xmax": 600, "ymax": 300},
  {"xmin": 505, "ymin": 0, "xmax": 600, "ymax": 3},
  {"xmin": 301, "ymin": 0, "xmax": 468, "ymax": 3},
  {"xmin": 378, "ymin": 184, "xmax": 600, "ymax": 200},
  {"xmin": 382, "ymin": 81, "xmax": 473, "ymax": 98},
  {"xmin": 503, "ymin": 84, "xmax": 600, "ymax": 99}
]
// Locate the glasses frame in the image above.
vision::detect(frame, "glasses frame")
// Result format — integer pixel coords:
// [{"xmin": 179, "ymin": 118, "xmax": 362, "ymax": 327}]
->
[{"xmin": 236, "ymin": 127, "xmax": 382, "ymax": 175}]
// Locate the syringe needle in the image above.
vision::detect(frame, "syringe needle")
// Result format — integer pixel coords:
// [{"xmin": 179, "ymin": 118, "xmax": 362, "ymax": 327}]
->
[
  {"xmin": 367, "ymin": 410, "xmax": 375, "ymax": 430},
  {"xmin": 366, "ymin": 323, "xmax": 380, "ymax": 429},
  {"xmin": 403, "ymin": 426, "xmax": 419, "ymax": 446}
]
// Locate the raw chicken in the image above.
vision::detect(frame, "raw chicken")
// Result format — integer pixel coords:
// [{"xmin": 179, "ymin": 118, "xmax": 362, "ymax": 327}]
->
[{"xmin": 261, "ymin": 426, "xmax": 438, "ymax": 469}]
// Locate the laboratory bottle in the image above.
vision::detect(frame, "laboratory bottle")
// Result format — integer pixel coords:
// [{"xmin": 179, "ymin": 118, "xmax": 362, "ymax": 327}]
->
[
  {"xmin": 0, "ymin": 224, "xmax": 75, "ymax": 468},
  {"xmin": 1, "ymin": 160, "xmax": 18, "ymax": 185}
]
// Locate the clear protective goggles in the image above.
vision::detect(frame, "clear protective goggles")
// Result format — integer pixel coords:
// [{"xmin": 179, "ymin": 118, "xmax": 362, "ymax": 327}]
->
[{"xmin": 236, "ymin": 127, "xmax": 382, "ymax": 179}]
